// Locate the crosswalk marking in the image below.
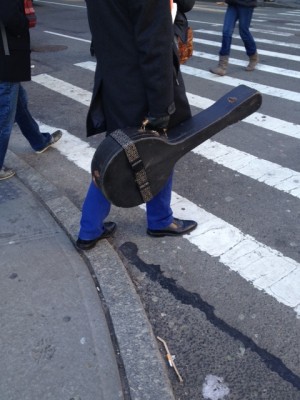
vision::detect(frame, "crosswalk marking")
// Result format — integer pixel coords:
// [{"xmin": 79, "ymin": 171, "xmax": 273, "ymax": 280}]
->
[
  {"xmin": 181, "ymin": 65, "xmax": 300, "ymax": 102},
  {"xmin": 190, "ymin": 18, "xmax": 300, "ymax": 32},
  {"xmin": 194, "ymin": 140, "xmax": 300, "ymax": 198},
  {"xmin": 186, "ymin": 93, "xmax": 300, "ymax": 140},
  {"xmin": 32, "ymin": 74, "xmax": 91, "ymax": 106},
  {"xmin": 36, "ymin": 121, "xmax": 300, "ymax": 318},
  {"xmin": 195, "ymin": 29, "xmax": 300, "ymax": 49},
  {"xmin": 193, "ymin": 51, "xmax": 300, "ymax": 79},
  {"xmin": 44, "ymin": 31, "xmax": 91, "ymax": 43},
  {"xmin": 189, "ymin": 20, "xmax": 296, "ymax": 36},
  {"xmin": 36, "ymin": 0, "xmax": 86, "ymax": 8},
  {"xmin": 233, "ymin": 28, "xmax": 294, "ymax": 37},
  {"xmin": 194, "ymin": 38, "xmax": 300, "ymax": 62}
]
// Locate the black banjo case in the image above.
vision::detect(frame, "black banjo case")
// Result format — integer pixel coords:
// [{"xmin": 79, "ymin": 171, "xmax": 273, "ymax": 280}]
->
[{"xmin": 92, "ymin": 85, "xmax": 262, "ymax": 208}]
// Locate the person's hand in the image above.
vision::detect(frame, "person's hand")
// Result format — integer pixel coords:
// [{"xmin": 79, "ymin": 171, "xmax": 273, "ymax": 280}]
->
[{"xmin": 143, "ymin": 115, "xmax": 170, "ymax": 133}]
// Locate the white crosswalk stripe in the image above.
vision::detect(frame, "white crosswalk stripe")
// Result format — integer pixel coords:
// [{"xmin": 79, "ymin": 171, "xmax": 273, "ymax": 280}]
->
[
  {"xmin": 194, "ymin": 38, "xmax": 300, "ymax": 61},
  {"xmin": 186, "ymin": 93, "xmax": 300, "ymax": 140},
  {"xmin": 181, "ymin": 65, "xmax": 300, "ymax": 102},
  {"xmin": 195, "ymin": 28, "xmax": 300, "ymax": 49},
  {"xmin": 192, "ymin": 51, "xmax": 300, "ymax": 79}
]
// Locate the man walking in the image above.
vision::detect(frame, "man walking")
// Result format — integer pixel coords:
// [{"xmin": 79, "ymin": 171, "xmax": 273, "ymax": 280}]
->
[
  {"xmin": 0, "ymin": 0, "xmax": 62, "ymax": 180},
  {"xmin": 76, "ymin": 0, "xmax": 198, "ymax": 250}
]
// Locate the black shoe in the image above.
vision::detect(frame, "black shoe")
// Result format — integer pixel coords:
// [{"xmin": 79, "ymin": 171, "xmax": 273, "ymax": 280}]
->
[
  {"xmin": 76, "ymin": 222, "xmax": 117, "ymax": 250},
  {"xmin": 36, "ymin": 130, "xmax": 62, "ymax": 153},
  {"xmin": 147, "ymin": 218, "xmax": 197, "ymax": 237}
]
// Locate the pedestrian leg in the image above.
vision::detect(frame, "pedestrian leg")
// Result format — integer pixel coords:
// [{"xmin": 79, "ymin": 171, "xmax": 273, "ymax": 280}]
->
[
  {"xmin": 0, "ymin": 82, "xmax": 19, "ymax": 170},
  {"xmin": 146, "ymin": 174, "xmax": 173, "ymax": 230},
  {"xmin": 78, "ymin": 181, "xmax": 112, "ymax": 240},
  {"xmin": 15, "ymin": 85, "xmax": 51, "ymax": 151}
]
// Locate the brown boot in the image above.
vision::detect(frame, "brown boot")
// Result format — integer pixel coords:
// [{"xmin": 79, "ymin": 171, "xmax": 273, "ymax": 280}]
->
[
  {"xmin": 210, "ymin": 55, "xmax": 229, "ymax": 76},
  {"xmin": 245, "ymin": 52, "xmax": 259, "ymax": 71}
]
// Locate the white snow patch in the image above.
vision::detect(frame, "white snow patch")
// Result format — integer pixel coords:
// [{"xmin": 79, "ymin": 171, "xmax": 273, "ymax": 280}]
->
[{"xmin": 202, "ymin": 374, "xmax": 230, "ymax": 400}]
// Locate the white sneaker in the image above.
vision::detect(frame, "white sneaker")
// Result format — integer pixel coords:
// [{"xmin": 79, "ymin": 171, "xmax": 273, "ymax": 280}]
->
[{"xmin": 0, "ymin": 167, "xmax": 15, "ymax": 181}]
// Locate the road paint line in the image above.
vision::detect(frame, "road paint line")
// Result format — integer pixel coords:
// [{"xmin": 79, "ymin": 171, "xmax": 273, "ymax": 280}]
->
[
  {"xmin": 244, "ymin": 27, "xmax": 294, "ymax": 36},
  {"xmin": 36, "ymin": 121, "xmax": 300, "ymax": 317},
  {"xmin": 32, "ymin": 74, "xmax": 91, "ymax": 106},
  {"xmin": 44, "ymin": 31, "xmax": 91, "ymax": 43},
  {"xmin": 193, "ymin": 140, "xmax": 300, "ymax": 198},
  {"xmin": 282, "ymin": 13, "xmax": 300, "ymax": 17},
  {"xmin": 195, "ymin": 29, "xmax": 300, "ymax": 49},
  {"xmin": 181, "ymin": 65, "xmax": 300, "ymax": 103},
  {"xmin": 35, "ymin": 0, "xmax": 86, "ymax": 8},
  {"xmin": 195, "ymin": 38, "xmax": 300, "ymax": 62},
  {"xmin": 189, "ymin": 18, "xmax": 300, "ymax": 32},
  {"xmin": 186, "ymin": 92, "xmax": 300, "ymax": 140},
  {"xmin": 193, "ymin": 51, "xmax": 300, "ymax": 79},
  {"xmin": 189, "ymin": 19, "xmax": 295, "ymax": 37},
  {"xmin": 75, "ymin": 61, "xmax": 95, "ymax": 71}
]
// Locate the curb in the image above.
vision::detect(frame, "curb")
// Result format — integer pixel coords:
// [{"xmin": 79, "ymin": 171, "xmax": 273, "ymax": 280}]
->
[{"xmin": 7, "ymin": 149, "xmax": 175, "ymax": 400}]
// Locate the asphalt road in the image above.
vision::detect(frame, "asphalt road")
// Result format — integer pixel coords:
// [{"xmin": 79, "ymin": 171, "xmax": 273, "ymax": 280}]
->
[{"xmin": 9, "ymin": 1, "xmax": 300, "ymax": 399}]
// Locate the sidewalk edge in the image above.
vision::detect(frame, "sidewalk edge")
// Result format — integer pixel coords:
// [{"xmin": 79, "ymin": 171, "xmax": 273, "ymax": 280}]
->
[{"xmin": 7, "ymin": 149, "xmax": 175, "ymax": 400}]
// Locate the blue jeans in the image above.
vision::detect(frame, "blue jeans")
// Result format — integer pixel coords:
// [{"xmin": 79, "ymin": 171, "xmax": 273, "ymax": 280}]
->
[
  {"xmin": 79, "ymin": 175, "xmax": 174, "ymax": 240},
  {"xmin": 0, "ymin": 82, "xmax": 51, "ymax": 169},
  {"xmin": 219, "ymin": 5, "xmax": 256, "ymax": 57}
]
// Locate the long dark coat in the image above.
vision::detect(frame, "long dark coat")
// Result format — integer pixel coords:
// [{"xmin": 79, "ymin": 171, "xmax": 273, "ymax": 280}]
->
[
  {"xmin": 0, "ymin": 0, "xmax": 31, "ymax": 82},
  {"xmin": 85, "ymin": 0, "xmax": 191, "ymax": 136}
]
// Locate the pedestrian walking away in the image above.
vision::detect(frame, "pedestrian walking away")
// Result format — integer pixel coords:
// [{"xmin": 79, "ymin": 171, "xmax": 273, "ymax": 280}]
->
[
  {"xmin": 0, "ymin": 0, "xmax": 62, "ymax": 181},
  {"xmin": 210, "ymin": 0, "xmax": 259, "ymax": 76},
  {"xmin": 76, "ymin": 0, "xmax": 198, "ymax": 251}
]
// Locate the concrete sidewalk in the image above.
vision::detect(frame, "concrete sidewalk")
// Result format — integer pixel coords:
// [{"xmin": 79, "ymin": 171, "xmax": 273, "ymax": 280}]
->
[{"xmin": 0, "ymin": 150, "xmax": 175, "ymax": 400}]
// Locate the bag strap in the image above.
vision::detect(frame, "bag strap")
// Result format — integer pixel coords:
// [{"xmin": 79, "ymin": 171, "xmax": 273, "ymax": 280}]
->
[
  {"xmin": 0, "ymin": 22, "xmax": 10, "ymax": 55},
  {"xmin": 110, "ymin": 129, "xmax": 153, "ymax": 203}
]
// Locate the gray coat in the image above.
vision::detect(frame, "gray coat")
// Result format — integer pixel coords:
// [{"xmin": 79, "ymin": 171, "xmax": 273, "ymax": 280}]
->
[{"xmin": 85, "ymin": 0, "xmax": 191, "ymax": 136}]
